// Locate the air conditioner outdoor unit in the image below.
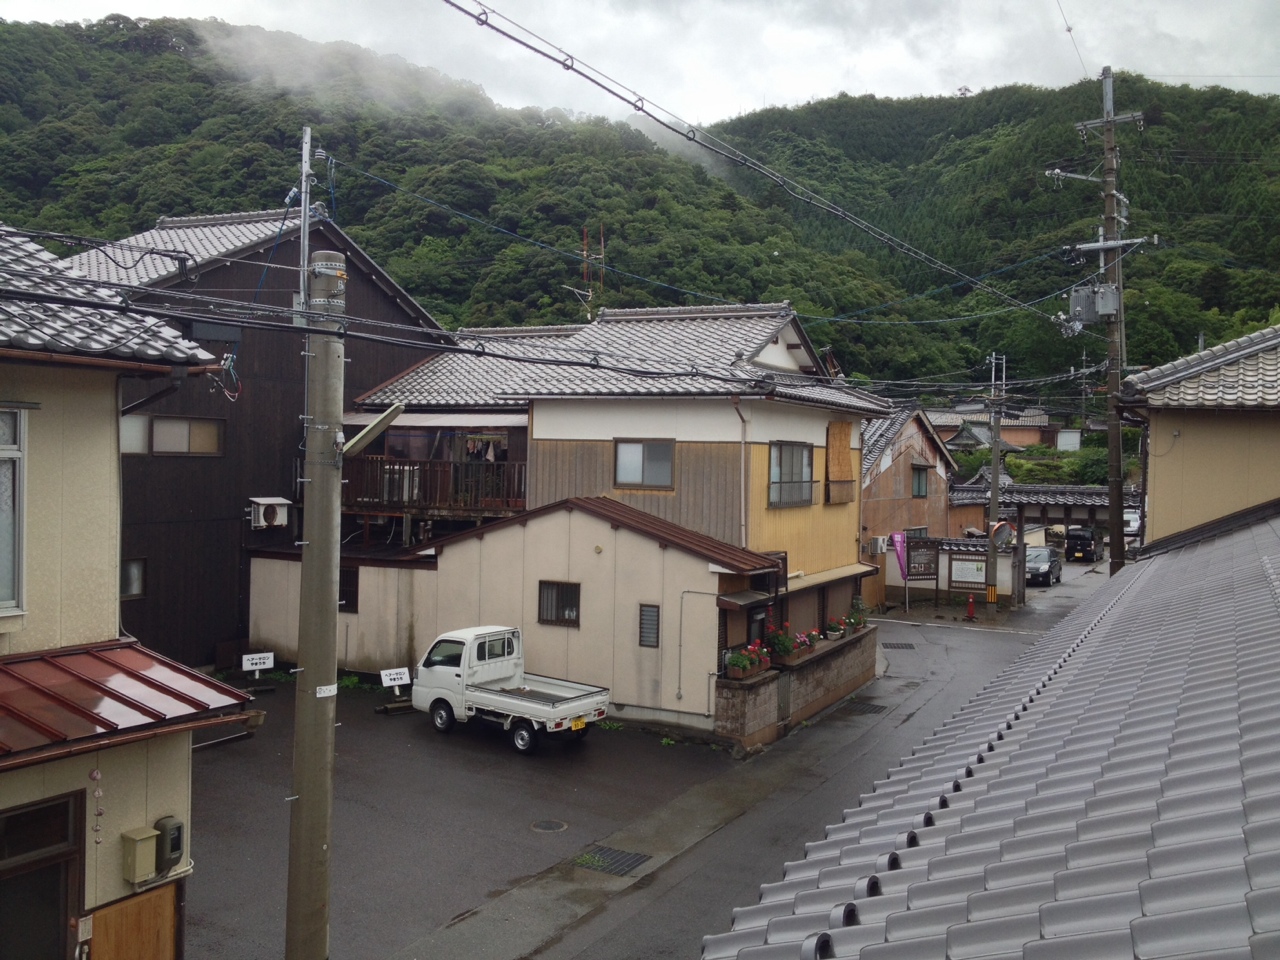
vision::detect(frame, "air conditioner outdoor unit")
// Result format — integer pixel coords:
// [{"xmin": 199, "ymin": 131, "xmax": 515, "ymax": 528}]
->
[
  {"xmin": 869, "ymin": 536, "xmax": 889, "ymax": 556},
  {"xmin": 249, "ymin": 497, "xmax": 292, "ymax": 530}
]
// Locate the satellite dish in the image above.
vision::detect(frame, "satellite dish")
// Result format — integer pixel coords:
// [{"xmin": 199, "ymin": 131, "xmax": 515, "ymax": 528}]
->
[{"xmin": 990, "ymin": 521, "xmax": 1014, "ymax": 547}]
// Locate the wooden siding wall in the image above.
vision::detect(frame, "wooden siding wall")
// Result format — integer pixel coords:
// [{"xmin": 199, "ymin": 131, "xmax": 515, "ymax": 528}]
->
[
  {"xmin": 119, "ymin": 232, "xmax": 438, "ymax": 666},
  {"xmin": 747, "ymin": 444, "xmax": 861, "ymax": 575},
  {"xmin": 528, "ymin": 440, "xmax": 743, "ymax": 545}
]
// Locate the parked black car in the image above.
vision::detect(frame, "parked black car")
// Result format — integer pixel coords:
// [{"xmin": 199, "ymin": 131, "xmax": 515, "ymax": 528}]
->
[
  {"xmin": 1026, "ymin": 546, "xmax": 1063, "ymax": 586},
  {"xmin": 1065, "ymin": 526, "xmax": 1104, "ymax": 562}
]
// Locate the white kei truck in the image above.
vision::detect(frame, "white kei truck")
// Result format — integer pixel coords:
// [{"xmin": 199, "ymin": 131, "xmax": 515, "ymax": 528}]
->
[{"xmin": 412, "ymin": 626, "xmax": 610, "ymax": 754}]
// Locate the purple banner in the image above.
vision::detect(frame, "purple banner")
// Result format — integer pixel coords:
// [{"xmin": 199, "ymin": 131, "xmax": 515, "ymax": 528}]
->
[{"xmin": 891, "ymin": 532, "xmax": 909, "ymax": 580}]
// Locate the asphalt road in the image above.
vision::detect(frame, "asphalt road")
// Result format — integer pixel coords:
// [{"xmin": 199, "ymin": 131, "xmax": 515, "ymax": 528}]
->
[{"xmin": 186, "ymin": 561, "xmax": 1112, "ymax": 960}]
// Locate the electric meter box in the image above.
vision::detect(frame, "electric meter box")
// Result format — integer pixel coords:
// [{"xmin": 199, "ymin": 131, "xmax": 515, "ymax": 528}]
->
[
  {"xmin": 154, "ymin": 816, "xmax": 184, "ymax": 874},
  {"xmin": 121, "ymin": 826, "xmax": 159, "ymax": 883}
]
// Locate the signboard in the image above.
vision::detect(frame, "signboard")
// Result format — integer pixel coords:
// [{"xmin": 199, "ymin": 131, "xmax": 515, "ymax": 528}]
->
[
  {"xmin": 905, "ymin": 539, "xmax": 940, "ymax": 581},
  {"xmin": 380, "ymin": 668, "xmax": 411, "ymax": 688},
  {"xmin": 949, "ymin": 555, "xmax": 988, "ymax": 590},
  {"xmin": 242, "ymin": 652, "xmax": 274, "ymax": 672}
]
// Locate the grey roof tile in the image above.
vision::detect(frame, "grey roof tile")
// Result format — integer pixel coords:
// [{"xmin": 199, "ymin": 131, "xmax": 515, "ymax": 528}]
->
[
  {"xmin": 0, "ymin": 223, "xmax": 214, "ymax": 366},
  {"xmin": 1054, "ymin": 859, "xmax": 1152, "ymax": 900},
  {"xmin": 1023, "ymin": 930, "xmax": 1135, "ymax": 960},
  {"xmin": 1129, "ymin": 902, "xmax": 1254, "ymax": 957},
  {"xmin": 1039, "ymin": 890, "xmax": 1142, "ymax": 938},
  {"xmin": 1121, "ymin": 322, "xmax": 1280, "ymax": 409},
  {"xmin": 1138, "ymin": 865, "xmax": 1251, "ymax": 915}
]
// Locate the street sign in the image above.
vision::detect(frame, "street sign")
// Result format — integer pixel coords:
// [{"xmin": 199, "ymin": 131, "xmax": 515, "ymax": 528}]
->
[
  {"xmin": 906, "ymin": 540, "xmax": 940, "ymax": 581},
  {"xmin": 380, "ymin": 668, "xmax": 410, "ymax": 687},
  {"xmin": 242, "ymin": 652, "xmax": 274, "ymax": 672}
]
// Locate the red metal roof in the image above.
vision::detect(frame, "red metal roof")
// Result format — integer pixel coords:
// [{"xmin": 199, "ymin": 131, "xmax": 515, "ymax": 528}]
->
[{"xmin": 0, "ymin": 640, "xmax": 252, "ymax": 763}]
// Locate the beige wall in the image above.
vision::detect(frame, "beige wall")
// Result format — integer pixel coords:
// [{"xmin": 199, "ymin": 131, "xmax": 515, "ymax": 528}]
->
[
  {"xmin": 747, "ymin": 444, "xmax": 862, "ymax": 574},
  {"xmin": 0, "ymin": 733, "xmax": 193, "ymax": 911},
  {"xmin": 249, "ymin": 510, "xmax": 727, "ymax": 727},
  {"xmin": 1, "ymin": 365, "xmax": 121, "ymax": 654},
  {"xmin": 1147, "ymin": 409, "xmax": 1280, "ymax": 541}
]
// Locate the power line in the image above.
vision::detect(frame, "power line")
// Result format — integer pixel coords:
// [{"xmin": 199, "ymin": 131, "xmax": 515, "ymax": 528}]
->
[
  {"xmin": 441, "ymin": 0, "xmax": 1058, "ymax": 325},
  {"xmin": 1054, "ymin": 0, "xmax": 1090, "ymax": 79}
]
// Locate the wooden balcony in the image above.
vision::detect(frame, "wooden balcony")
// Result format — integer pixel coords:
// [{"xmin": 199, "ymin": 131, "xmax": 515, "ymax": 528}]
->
[{"xmin": 341, "ymin": 457, "xmax": 526, "ymax": 518}]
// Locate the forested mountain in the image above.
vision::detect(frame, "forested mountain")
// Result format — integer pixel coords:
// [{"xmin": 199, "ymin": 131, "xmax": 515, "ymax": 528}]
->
[{"xmin": 2, "ymin": 15, "xmax": 1277, "ymax": 414}]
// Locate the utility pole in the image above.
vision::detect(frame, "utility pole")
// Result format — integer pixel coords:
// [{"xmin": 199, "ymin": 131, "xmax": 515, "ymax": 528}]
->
[
  {"xmin": 1064, "ymin": 66, "xmax": 1142, "ymax": 575},
  {"xmin": 985, "ymin": 353, "xmax": 1004, "ymax": 616},
  {"xmin": 285, "ymin": 126, "xmax": 348, "ymax": 960}
]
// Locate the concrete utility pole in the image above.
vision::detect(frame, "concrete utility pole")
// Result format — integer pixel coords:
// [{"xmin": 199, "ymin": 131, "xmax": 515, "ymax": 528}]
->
[
  {"xmin": 985, "ymin": 353, "xmax": 1004, "ymax": 615},
  {"xmin": 285, "ymin": 126, "xmax": 348, "ymax": 960}
]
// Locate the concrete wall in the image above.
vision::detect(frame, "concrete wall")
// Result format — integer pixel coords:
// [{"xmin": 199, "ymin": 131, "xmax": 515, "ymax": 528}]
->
[
  {"xmin": 250, "ymin": 508, "xmax": 728, "ymax": 729},
  {"xmin": 1, "ymin": 365, "xmax": 121, "ymax": 654},
  {"xmin": 1146, "ymin": 409, "xmax": 1280, "ymax": 541},
  {"xmin": 0, "ymin": 733, "xmax": 192, "ymax": 912}
]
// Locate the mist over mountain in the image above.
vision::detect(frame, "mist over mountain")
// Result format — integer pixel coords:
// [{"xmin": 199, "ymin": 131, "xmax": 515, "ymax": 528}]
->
[{"xmin": 2, "ymin": 15, "xmax": 1277, "ymax": 408}]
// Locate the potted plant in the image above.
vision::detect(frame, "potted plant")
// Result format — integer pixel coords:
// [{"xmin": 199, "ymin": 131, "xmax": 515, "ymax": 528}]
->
[
  {"xmin": 726, "ymin": 639, "xmax": 771, "ymax": 679},
  {"xmin": 847, "ymin": 598, "xmax": 868, "ymax": 631},
  {"xmin": 826, "ymin": 617, "xmax": 846, "ymax": 640}
]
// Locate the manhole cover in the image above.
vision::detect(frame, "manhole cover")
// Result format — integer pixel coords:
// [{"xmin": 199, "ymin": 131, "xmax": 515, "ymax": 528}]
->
[
  {"xmin": 572, "ymin": 844, "xmax": 652, "ymax": 876},
  {"xmin": 882, "ymin": 642, "xmax": 916, "ymax": 650},
  {"xmin": 531, "ymin": 820, "xmax": 568, "ymax": 833},
  {"xmin": 847, "ymin": 700, "xmax": 889, "ymax": 715}
]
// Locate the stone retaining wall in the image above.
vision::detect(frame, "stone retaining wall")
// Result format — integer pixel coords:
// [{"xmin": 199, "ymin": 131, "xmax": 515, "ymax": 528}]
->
[{"xmin": 714, "ymin": 625, "xmax": 878, "ymax": 749}]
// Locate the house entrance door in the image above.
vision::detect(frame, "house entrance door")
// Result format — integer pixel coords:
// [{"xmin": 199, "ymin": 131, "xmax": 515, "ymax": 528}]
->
[{"xmin": 91, "ymin": 883, "xmax": 177, "ymax": 960}]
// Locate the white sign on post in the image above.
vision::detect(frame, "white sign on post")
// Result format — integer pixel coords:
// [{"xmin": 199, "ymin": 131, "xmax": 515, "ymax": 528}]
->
[
  {"xmin": 380, "ymin": 668, "xmax": 410, "ymax": 687},
  {"xmin": 242, "ymin": 652, "xmax": 274, "ymax": 678}
]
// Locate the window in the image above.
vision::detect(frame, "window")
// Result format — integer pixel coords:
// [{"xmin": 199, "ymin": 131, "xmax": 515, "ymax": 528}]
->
[
  {"xmin": 151, "ymin": 416, "xmax": 224, "ymax": 456},
  {"xmin": 904, "ymin": 526, "xmax": 928, "ymax": 538},
  {"xmin": 424, "ymin": 639, "xmax": 464, "ymax": 669},
  {"xmin": 0, "ymin": 794, "xmax": 82, "ymax": 960},
  {"xmin": 538, "ymin": 581, "xmax": 580, "ymax": 627},
  {"xmin": 639, "ymin": 604, "xmax": 660, "ymax": 648},
  {"xmin": 912, "ymin": 466, "xmax": 929, "ymax": 498},
  {"xmin": 120, "ymin": 414, "xmax": 150, "ymax": 454},
  {"xmin": 121, "ymin": 559, "xmax": 146, "ymax": 600},
  {"xmin": 615, "ymin": 440, "xmax": 673, "ymax": 488},
  {"xmin": 769, "ymin": 442, "xmax": 813, "ymax": 507},
  {"xmin": 338, "ymin": 566, "xmax": 359, "ymax": 613},
  {"xmin": 475, "ymin": 635, "xmax": 514, "ymax": 662},
  {"xmin": 0, "ymin": 410, "xmax": 22, "ymax": 612}
]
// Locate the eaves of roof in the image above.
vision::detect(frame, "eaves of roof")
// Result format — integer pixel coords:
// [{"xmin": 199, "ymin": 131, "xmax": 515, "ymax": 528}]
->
[
  {"xmin": 1122, "ymin": 322, "xmax": 1280, "ymax": 401},
  {"xmin": 424, "ymin": 496, "xmax": 780, "ymax": 575},
  {"xmin": 949, "ymin": 483, "xmax": 1140, "ymax": 508}
]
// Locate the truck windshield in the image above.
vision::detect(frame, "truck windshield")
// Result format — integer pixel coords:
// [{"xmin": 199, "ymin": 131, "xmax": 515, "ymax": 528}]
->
[{"xmin": 425, "ymin": 640, "xmax": 464, "ymax": 669}]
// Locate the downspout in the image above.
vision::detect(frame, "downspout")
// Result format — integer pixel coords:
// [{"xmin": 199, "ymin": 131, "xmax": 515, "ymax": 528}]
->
[
  {"xmin": 731, "ymin": 397, "xmax": 747, "ymax": 549},
  {"xmin": 679, "ymin": 589, "xmax": 721, "ymax": 716}
]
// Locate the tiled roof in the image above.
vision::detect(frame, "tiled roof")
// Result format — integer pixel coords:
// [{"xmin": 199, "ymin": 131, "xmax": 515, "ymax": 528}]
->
[
  {"xmin": 64, "ymin": 209, "xmax": 303, "ymax": 287},
  {"xmin": 0, "ymin": 223, "xmax": 214, "ymax": 365},
  {"xmin": 925, "ymin": 408, "xmax": 1051, "ymax": 428},
  {"xmin": 426, "ymin": 496, "xmax": 780, "ymax": 575},
  {"xmin": 0, "ymin": 640, "xmax": 252, "ymax": 770},
  {"xmin": 702, "ymin": 512, "xmax": 1280, "ymax": 960},
  {"xmin": 861, "ymin": 407, "xmax": 957, "ymax": 481},
  {"xmin": 1121, "ymin": 323, "xmax": 1280, "ymax": 409},
  {"xmin": 950, "ymin": 484, "xmax": 1141, "ymax": 508},
  {"xmin": 361, "ymin": 304, "xmax": 892, "ymax": 417}
]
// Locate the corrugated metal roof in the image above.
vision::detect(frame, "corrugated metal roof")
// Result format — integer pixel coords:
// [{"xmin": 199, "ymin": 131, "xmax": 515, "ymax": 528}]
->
[
  {"xmin": 702, "ymin": 511, "xmax": 1280, "ymax": 959},
  {"xmin": 1122, "ymin": 323, "xmax": 1280, "ymax": 409},
  {"xmin": 426, "ymin": 496, "xmax": 780, "ymax": 575},
  {"xmin": 360, "ymin": 304, "xmax": 892, "ymax": 417},
  {"xmin": 0, "ymin": 223, "xmax": 214, "ymax": 365},
  {"xmin": 0, "ymin": 640, "xmax": 252, "ymax": 766}
]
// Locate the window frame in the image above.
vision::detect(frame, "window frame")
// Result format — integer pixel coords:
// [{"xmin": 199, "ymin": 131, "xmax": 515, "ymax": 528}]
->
[
  {"xmin": 120, "ymin": 558, "xmax": 146, "ymax": 601},
  {"xmin": 0, "ymin": 408, "xmax": 24, "ymax": 615},
  {"xmin": 613, "ymin": 439, "xmax": 675, "ymax": 490},
  {"xmin": 911, "ymin": 465, "xmax": 929, "ymax": 498},
  {"xmin": 768, "ymin": 442, "xmax": 814, "ymax": 508},
  {"xmin": 538, "ymin": 580, "xmax": 581, "ymax": 627},
  {"xmin": 150, "ymin": 415, "xmax": 226, "ymax": 457},
  {"xmin": 638, "ymin": 603, "xmax": 660, "ymax": 648},
  {"xmin": 0, "ymin": 792, "xmax": 84, "ymax": 960}
]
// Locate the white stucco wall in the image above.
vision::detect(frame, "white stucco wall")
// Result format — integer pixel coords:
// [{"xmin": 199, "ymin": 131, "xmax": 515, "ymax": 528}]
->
[
  {"xmin": 1, "ymin": 365, "xmax": 121, "ymax": 654},
  {"xmin": 249, "ymin": 508, "xmax": 726, "ymax": 726},
  {"xmin": 532, "ymin": 397, "xmax": 861, "ymax": 449}
]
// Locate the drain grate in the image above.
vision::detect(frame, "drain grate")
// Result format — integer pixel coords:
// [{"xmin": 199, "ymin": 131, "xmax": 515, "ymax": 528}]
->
[
  {"xmin": 572, "ymin": 844, "xmax": 652, "ymax": 876},
  {"xmin": 882, "ymin": 642, "xmax": 916, "ymax": 650},
  {"xmin": 846, "ymin": 700, "xmax": 889, "ymax": 715}
]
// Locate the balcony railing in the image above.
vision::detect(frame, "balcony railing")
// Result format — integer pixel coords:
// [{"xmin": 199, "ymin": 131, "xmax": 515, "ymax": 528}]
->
[{"xmin": 341, "ymin": 457, "xmax": 526, "ymax": 514}]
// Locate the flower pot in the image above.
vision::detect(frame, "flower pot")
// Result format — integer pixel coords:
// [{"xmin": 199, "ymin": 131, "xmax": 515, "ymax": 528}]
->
[
  {"xmin": 726, "ymin": 661, "xmax": 767, "ymax": 680},
  {"xmin": 826, "ymin": 630, "xmax": 842, "ymax": 641}
]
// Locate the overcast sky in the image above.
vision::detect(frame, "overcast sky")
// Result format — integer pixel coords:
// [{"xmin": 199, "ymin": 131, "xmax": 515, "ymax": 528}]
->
[{"xmin": 5, "ymin": 0, "xmax": 1278, "ymax": 122}]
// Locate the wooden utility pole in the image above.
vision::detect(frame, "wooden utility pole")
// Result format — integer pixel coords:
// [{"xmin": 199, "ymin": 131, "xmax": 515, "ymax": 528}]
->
[
  {"xmin": 285, "ymin": 126, "xmax": 348, "ymax": 960},
  {"xmin": 985, "ymin": 353, "xmax": 1004, "ymax": 615}
]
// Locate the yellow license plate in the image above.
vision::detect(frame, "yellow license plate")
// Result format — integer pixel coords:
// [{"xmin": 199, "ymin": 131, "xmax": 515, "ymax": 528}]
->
[{"xmin": 570, "ymin": 717, "xmax": 586, "ymax": 731}]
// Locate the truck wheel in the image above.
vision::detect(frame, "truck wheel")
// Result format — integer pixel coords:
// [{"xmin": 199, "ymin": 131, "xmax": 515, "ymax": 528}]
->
[
  {"xmin": 510, "ymin": 721, "xmax": 539, "ymax": 755},
  {"xmin": 430, "ymin": 701, "xmax": 455, "ymax": 734}
]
